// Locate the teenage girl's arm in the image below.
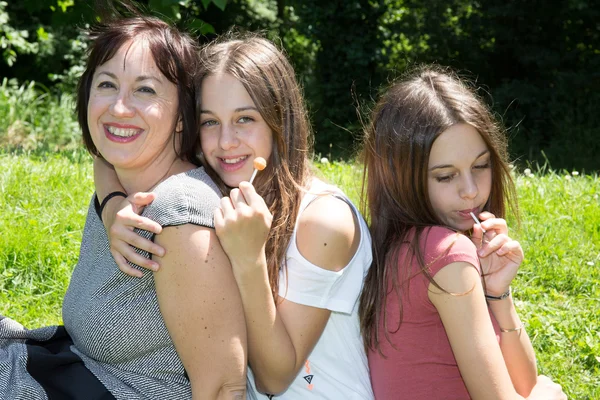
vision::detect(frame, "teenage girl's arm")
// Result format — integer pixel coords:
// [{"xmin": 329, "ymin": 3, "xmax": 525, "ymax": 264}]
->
[
  {"xmin": 429, "ymin": 231, "xmax": 565, "ymax": 399},
  {"xmin": 94, "ymin": 157, "xmax": 164, "ymax": 276},
  {"xmin": 214, "ymin": 181, "xmax": 360, "ymax": 395},
  {"xmin": 153, "ymin": 224, "xmax": 248, "ymax": 399}
]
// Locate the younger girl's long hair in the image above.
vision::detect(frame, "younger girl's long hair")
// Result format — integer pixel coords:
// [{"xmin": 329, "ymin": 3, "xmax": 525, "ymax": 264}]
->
[
  {"xmin": 196, "ymin": 33, "xmax": 313, "ymax": 300},
  {"xmin": 359, "ymin": 65, "xmax": 518, "ymax": 354}
]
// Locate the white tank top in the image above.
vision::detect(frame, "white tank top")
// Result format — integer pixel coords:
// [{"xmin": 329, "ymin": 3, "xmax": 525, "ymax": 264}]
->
[{"xmin": 247, "ymin": 179, "xmax": 374, "ymax": 400}]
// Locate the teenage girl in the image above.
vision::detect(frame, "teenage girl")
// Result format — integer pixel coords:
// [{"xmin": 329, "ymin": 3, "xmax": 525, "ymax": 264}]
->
[
  {"xmin": 95, "ymin": 34, "xmax": 374, "ymax": 399},
  {"xmin": 359, "ymin": 66, "xmax": 567, "ymax": 400}
]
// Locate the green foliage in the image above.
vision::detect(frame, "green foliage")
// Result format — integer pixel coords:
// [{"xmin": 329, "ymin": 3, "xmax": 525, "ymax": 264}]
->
[
  {"xmin": 290, "ymin": 0, "xmax": 387, "ymax": 158},
  {"xmin": 0, "ymin": 1, "xmax": 38, "ymax": 66}
]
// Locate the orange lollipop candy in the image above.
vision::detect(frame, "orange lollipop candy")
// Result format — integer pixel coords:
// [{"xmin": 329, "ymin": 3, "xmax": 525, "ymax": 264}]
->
[{"xmin": 249, "ymin": 157, "xmax": 267, "ymax": 184}]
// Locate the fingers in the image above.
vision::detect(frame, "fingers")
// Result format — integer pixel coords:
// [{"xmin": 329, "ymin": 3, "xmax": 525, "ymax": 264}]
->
[
  {"xmin": 470, "ymin": 223, "xmax": 485, "ymax": 249},
  {"xmin": 229, "ymin": 188, "xmax": 248, "ymax": 207},
  {"xmin": 214, "ymin": 206, "xmax": 225, "ymax": 237},
  {"xmin": 238, "ymin": 181, "xmax": 263, "ymax": 208},
  {"xmin": 111, "ymin": 250, "xmax": 144, "ymax": 278},
  {"xmin": 129, "ymin": 191, "xmax": 156, "ymax": 208},
  {"xmin": 116, "ymin": 211, "xmax": 163, "ymax": 235},
  {"xmin": 109, "ymin": 218, "xmax": 164, "ymax": 255},
  {"xmin": 478, "ymin": 213, "xmax": 508, "ymax": 236},
  {"xmin": 478, "ymin": 233, "xmax": 510, "ymax": 257},
  {"xmin": 496, "ymin": 239, "xmax": 523, "ymax": 258}
]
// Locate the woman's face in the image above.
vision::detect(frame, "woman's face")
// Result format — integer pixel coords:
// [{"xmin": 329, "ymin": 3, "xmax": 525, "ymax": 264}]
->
[
  {"xmin": 87, "ymin": 40, "xmax": 179, "ymax": 171},
  {"xmin": 427, "ymin": 123, "xmax": 492, "ymax": 232},
  {"xmin": 199, "ymin": 73, "xmax": 274, "ymax": 188}
]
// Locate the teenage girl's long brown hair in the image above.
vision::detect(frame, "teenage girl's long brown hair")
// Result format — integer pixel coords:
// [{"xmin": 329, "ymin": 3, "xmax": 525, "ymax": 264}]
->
[
  {"xmin": 359, "ymin": 65, "xmax": 519, "ymax": 354},
  {"xmin": 196, "ymin": 33, "xmax": 313, "ymax": 299}
]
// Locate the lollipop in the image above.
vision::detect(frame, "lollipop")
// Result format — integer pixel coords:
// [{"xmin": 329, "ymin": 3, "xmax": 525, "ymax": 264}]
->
[{"xmin": 248, "ymin": 157, "xmax": 267, "ymax": 184}]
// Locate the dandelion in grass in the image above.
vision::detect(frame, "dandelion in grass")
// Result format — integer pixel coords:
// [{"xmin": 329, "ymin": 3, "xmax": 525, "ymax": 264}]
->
[
  {"xmin": 320, "ymin": 157, "xmax": 329, "ymax": 165},
  {"xmin": 572, "ymin": 171, "xmax": 579, "ymax": 176}
]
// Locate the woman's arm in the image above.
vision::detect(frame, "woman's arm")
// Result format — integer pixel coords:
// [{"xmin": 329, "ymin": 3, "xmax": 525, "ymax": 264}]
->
[
  {"xmin": 215, "ymin": 182, "xmax": 360, "ymax": 394},
  {"xmin": 154, "ymin": 223, "xmax": 247, "ymax": 399},
  {"xmin": 94, "ymin": 157, "xmax": 165, "ymax": 276}
]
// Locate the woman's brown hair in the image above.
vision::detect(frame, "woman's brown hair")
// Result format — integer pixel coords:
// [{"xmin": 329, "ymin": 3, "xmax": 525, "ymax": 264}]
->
[
  {"xmin": 196, "ymin": 33, "xmax": 313, "ymax": 299},
  {"xmin": 359, "ymin": 65, "xmax": 519, "ymax": 354}
]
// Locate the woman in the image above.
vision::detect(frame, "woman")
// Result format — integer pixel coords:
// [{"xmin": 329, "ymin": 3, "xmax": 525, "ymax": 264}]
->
[
  {"xmin": 97, "ymin": 34, "xmax": 374, "ymax": 399},
  {"xmin": 0, "ymin": 15, "xmax": 247, "ymax": 400}
]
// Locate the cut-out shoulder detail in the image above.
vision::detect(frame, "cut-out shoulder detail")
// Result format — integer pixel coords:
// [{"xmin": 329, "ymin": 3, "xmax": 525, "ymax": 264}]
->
[{"xmin": 295, "ymin": 195, "xmax": 360, "ymax": 272}]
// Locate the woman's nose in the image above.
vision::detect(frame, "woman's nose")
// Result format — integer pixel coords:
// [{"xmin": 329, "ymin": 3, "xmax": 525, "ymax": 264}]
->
[{"xmin": 109, "ymin": 92, "xmax": 135, "ymax": 118}]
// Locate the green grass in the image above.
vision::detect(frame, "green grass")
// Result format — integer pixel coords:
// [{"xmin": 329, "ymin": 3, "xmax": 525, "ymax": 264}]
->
[
  {"xmin": 1, "ymin": 154, "xmax": 598, "ymax": 398},
  {"xmin": 0, "ymin": 152, "xmax": 93, "ymax": 326}
]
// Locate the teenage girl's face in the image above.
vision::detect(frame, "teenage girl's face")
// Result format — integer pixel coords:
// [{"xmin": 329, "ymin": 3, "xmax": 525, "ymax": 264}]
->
[
  {"xmin": 427, "ymin": 123, "xmax": 492, "ymax": 233},
  {"xmin": 199, "ymin": 73, "xmax": 274, "ymax": 188}
]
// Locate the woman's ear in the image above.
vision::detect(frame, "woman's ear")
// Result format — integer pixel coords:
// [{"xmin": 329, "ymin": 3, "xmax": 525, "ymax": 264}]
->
[{"xmin": 175, "ymin": 116, "xmax": 183, "ymax": 134}]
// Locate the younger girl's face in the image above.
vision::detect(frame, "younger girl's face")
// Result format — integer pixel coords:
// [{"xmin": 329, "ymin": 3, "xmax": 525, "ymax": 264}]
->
[
  {"xmin": 427, "ymin": 123, "xmax": 492, "ymax": 232},
  {"xmin": 199, "ymin": 73, "xmax": 274, "ymax": 188}
]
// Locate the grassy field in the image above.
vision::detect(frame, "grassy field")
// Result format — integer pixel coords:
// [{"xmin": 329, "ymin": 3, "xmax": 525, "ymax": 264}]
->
[{"xmin": 1, "ymin": 153, "xmax": 598, "ymax": 398}]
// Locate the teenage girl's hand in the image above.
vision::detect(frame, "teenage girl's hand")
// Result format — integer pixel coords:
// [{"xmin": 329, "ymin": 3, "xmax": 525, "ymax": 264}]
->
[
  {"xmin": 214, "ymin": 181, "xmax": 273, "ymax": 281},
  {"xmin": 103, "ymin": 192, "xmax": 164, "ymax": 277},
  {"xmin": 526, "ymin": 375, "xmax": 567, "ymax": 399},
  {"xmin": 470, "ymin": 211, "xmax": 524, "ymax": 296}
]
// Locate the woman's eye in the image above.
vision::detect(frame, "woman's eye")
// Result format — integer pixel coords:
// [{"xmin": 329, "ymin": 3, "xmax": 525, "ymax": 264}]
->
[
  {"xmin": 474, "ymin": 162, "xmax": 490, "ymax": 170},
  {"xmin": 97, "ymin": 81, "xmax": 115, "ymax": 89},
  {"xmin": 138, "ymin": 86, "xmax": 156, "ymax": 94}
]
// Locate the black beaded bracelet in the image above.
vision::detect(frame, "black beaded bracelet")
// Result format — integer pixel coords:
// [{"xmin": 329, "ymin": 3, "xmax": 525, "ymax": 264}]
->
[
  {"xmin": 485, "ymin": 287, "xmax": 511, "ymax": 301},
  {"xmin": 99, "ymin": 191, "xmax": 128, "ymax": 220}
]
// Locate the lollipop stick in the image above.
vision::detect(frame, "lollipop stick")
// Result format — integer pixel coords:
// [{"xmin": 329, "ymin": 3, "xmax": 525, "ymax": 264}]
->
[
  {"xmin": 249, "ymin": 169, "xmax": 259, "ymax": 184},
  {"xmin": 469, "ymin": 212, "xmax": 486, "ymax": 234}
]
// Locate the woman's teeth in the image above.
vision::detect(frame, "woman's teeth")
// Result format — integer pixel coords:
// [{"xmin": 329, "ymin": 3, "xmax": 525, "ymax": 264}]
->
[{"xmin": 107, "ymin": 126, "xmax": 140, "ymax": 137}]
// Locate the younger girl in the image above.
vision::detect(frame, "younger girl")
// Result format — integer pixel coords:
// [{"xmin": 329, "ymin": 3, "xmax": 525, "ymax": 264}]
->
[
  {"xmin": 96, "ymin": 34, "xmax": 374, "ymax": 399},
  {"xmin": 359, "ymin": 66, "xmax": 566, "ymax": 399}
]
